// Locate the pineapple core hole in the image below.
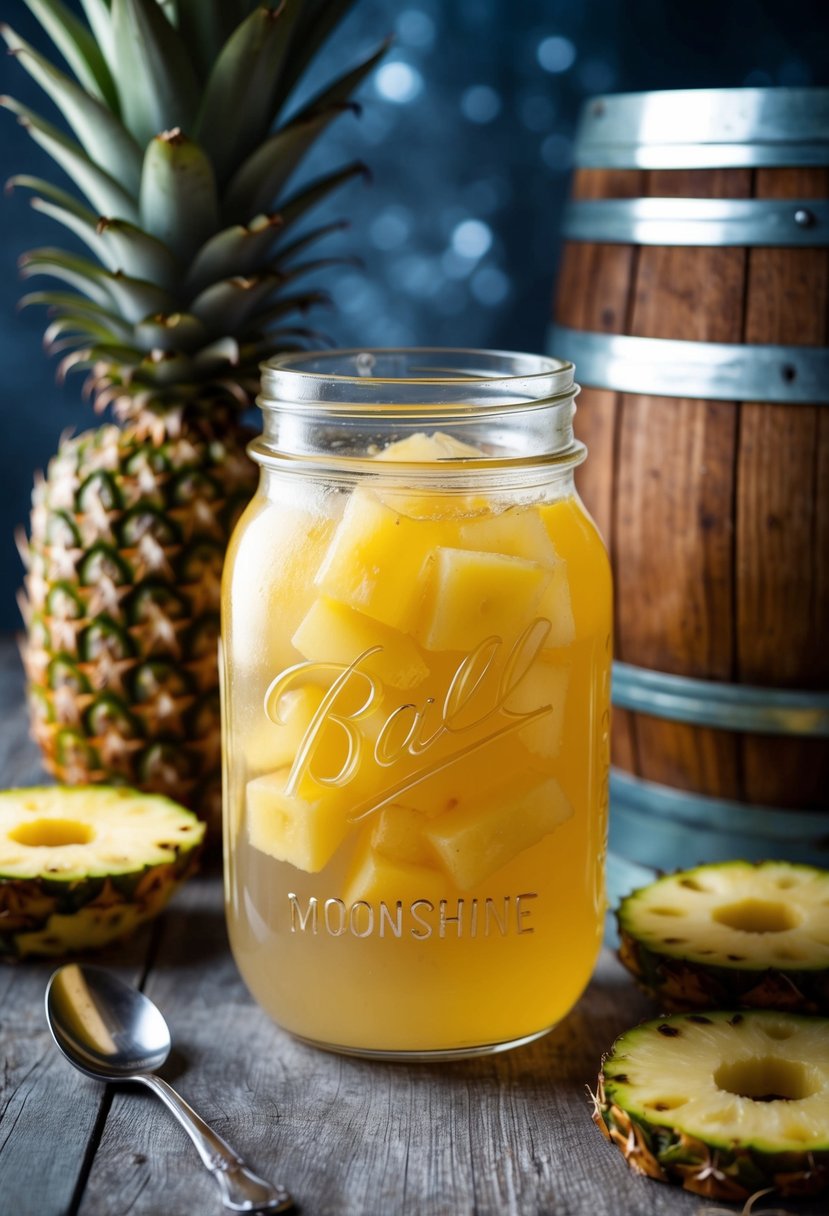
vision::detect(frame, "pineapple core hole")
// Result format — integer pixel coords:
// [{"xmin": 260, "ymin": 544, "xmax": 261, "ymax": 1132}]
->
[
  {"xmin": 712, "ymin": 899, "xmax": 800, "ymax": 934},
  {"xmin": 9, "ymin": 818, "xmax": 94, "ymax": 848},
  {"xmin": 714, "ymin": 1058, "xmax": 817, "ymax": 1102}
]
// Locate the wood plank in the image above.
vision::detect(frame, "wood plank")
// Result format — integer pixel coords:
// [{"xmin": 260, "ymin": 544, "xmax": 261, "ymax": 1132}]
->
[
  {"xmin": 737, "ymin": 167, "xmax": 829, "ymax": 809},
  {"xmin": 615, "ymin": 168, "xmax": 749, "ymax": 798},
  {"xmin": 554, "ymin": 168, "xmax": 645, "ymax": 774}
]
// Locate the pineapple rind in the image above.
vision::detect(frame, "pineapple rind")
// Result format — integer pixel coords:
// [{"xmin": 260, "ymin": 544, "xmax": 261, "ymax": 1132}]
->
[
  {"xmin": 617, "ymin": 861, "xmax": 829, "ymax": 1014},
  {"xmin": 20, "ymin": 423, "xmax": 257, "ymax": 835},
  {"xmin": 0, "ymin": 785, "xmax": 204, "ymax": 959},
  {"xmin": 595, "ymin": 1010, "xmax": 829, "ymax": 1200}
]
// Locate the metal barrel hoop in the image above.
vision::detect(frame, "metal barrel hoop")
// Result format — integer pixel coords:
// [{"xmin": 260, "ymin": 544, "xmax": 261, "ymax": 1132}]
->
[
  {"xmin": 562, "ymin": 197, "xmax": 829, "ymax": 247},
  {"xmin": 574, "ymin": 86, "xmax": 829, "ymax": 170},
  {"xmin": 547, "ymin": 325, "xmax": 829, "ymax": 405}
]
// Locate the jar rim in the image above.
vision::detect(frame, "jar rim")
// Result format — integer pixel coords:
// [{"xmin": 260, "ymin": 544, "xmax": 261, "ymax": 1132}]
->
[{"xmin": 259, "ymin": 347, "xmax": 575, "ymax": 408}]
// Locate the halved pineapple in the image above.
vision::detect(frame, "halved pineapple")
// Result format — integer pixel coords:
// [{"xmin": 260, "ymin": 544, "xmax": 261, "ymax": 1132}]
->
[
  {"xmin": 595, "ymin": 1010, "xmax": 829, "ymax": 1201},
  {"xmin": 617, "ymin": 862, "xmax": 829, "ymax": 1014},
  {"xmin": 0, "ymin": 786, "xmax": 203, "ymax": 958}
]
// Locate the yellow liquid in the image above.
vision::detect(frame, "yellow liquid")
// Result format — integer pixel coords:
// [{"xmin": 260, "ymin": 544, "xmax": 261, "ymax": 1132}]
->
[{"xmin": 222, "ymin": 465, "xmax": 611, "ymax": 1057}]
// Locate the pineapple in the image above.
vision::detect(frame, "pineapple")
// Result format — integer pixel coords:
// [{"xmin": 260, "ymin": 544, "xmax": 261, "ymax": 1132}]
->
[
  {"xmin": 617, "ymin": 862, "xmax": 829, "ymax": 1015},
  {"xmin": 5, "ymin": 0, "xmax": 385, "ymax": 836},
  {"xmin": 594, "ymin": 1010, "xmax": 829, "ymax": 1201},
  {"xmin": 0, "ymin": 784, "xmax": 203, "ymax": 957}
]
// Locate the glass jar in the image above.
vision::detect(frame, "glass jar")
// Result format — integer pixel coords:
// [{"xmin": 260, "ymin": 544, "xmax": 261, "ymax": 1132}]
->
[{"xmin": 221, "ymin": 349, "xmax": 611, "ymax": 1060}]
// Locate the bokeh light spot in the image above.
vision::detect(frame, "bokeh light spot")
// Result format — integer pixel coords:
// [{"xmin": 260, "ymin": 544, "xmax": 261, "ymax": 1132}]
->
[
  {"xmin": 537, "ymin": 35, "xmax": 576, "ymax": 74},
  {"xmin": 375, "ymin": 61, "xmax": 424, "ymax": 104},
  {"xmin": 460, "ymin": 85, "xmax": 502, "ymax": 123},
  {"xmin": 451, "ymin": 219, "xmax": 493, "ymax": 259},
  {"xmin": 541, "ymin": 132, "xmax": 574, "ymax": 172},
  {"xmin": 395, "ymin": 9, "xmax": 436, "ymax": 48},
  {"xmin": 393, "ymin": 254, "xmax": 444, "ymax": 299},
  {"xmin": 370, "ymin": 207, "xmax": 413, "ymax": 251},
  {"xmin": 470, "ymin": 266, "xmax": 510, "ymax": 307}
]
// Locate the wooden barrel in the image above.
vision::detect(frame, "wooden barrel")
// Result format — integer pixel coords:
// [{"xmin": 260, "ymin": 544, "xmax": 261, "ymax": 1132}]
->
[{"xmin": 548, "ymin": 87, "xmax": 829, "ymax": 908}]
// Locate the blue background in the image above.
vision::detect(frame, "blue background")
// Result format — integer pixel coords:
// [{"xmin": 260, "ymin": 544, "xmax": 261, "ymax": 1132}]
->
[{"xmin": 1, "ymin": 0, "xmax": 826, "ymax": 629}]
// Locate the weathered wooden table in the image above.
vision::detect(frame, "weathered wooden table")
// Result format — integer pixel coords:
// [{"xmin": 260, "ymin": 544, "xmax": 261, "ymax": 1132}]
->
[{"xmin": 0, "ymin": 642, "xmax": 823, "ymax": 1216}]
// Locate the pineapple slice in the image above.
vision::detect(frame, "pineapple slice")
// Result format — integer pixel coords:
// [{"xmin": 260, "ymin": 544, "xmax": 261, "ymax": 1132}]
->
[
  {"xmin": 424, "ymin": 774, "xmax": 573, "ymax": 890},
  {"xmin": 246, "ymin": 768, "xmax": 355, "ymax": 874},
  {"xmin": 416, "ymin": 547, "xmax": 550, "ymax": 652},
  {"xmin": 314, "ymin": 489, "xmax": 437, "ymax": 630},
  {"xmin": 292, "ymin": 596, "xmax": 429, "ymax": 691},
  {"xmin": 617, "ymin": 861, "xmax": 829, "ymax": 1014},
  {"xmin": 596, "ymin": 1010, "xmax": 829, "ymax": 1201},
  {"xmin": 0, "ymin": 785, "xmax": 203, "ymax": 958}
]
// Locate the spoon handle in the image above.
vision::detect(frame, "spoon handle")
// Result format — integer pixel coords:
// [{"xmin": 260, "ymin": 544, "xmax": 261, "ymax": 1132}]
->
[{"xmin": 138, "ymin": 1073, "xmax": 293, "ymax": 1213}]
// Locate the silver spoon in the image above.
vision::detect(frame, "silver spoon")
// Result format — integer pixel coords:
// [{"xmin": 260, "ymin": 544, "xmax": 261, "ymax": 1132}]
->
[{"xmin": 45, "ymin": 963, "xmax": 293, "ymax": 1213}]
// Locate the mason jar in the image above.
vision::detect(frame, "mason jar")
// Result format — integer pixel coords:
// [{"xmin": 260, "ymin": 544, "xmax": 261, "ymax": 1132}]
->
[{"xmin": 221, "ymin": 349, "xmax": 612, "ymax": 1060}]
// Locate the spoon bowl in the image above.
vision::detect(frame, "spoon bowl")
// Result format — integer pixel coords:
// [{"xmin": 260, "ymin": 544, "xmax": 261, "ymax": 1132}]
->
[
  {"xmin": 47, "ymin": 964, "xmax": 171, "ymax": 1079},
  {"xmin": 45, "ymin": 963, "xmax": 293, "ymax": 1213}
]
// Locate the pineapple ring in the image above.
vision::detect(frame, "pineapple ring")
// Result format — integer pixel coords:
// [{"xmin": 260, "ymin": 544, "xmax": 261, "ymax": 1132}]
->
[
  {"xmin": 596, "ymin": 1010, "xmax": 829, "ymax": 1201},
  {"xmin": 617, "ymin": 861, "xmax": 829, "ymax": 1014},
  {"xmin": 0, "ymin": 786, "xmax": 204, "ymax": 958}
]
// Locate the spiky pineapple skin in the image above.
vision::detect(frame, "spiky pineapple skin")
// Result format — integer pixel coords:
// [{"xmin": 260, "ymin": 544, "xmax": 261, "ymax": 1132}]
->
[
  {"xmin": 618, "ymin": 931, "xmax": 829, "ymax": 1016},
  {"xmin": 616, "ymin": 862, "xmax": 829, "ymax": 1016},
  {"xmin": 594, "ymin": 1010, "xmax": 829, "ymax": 1201},
  {"xmin": 20, "ymin": 419, "xmax": 258, "ymax": 838},
  {"xmin": 0, "ymin": 785, "xmax": 204, "ymax": 958},
  {"xmin": 595, "ymin": 1073, "xmax": 829, "ymax": 1202}
]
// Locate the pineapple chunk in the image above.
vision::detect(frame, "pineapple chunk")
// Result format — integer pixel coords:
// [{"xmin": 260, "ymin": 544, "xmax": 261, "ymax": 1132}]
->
[
  {"xmin": 344, "ymin": 834, "xmax": 445, "ymax": 907},
  {"xmin": 424, "ymin": 774, "xmax": 573, "ymax": 890},
  {"xmin": 292, "ymin": 596, "xmax": 429, "ymax": 691},
  {"xmin": 370, "ymin": 803, "xmax": 435, "ymax": 865},
  {"xmin": 536, "ymin": 561, "xmax": 575, "ymax": 649},
  {"xmin": 416, "ymin": 547, "xmax": 550, "ymax": 652},
  {"xmin": 314, "ymin": 488, "xmax": 436, "ymax": 629},
  {"xmin": 229, "ymin": 500, "xmax": 337, "ymax": 675},
  {"xmin": 504, "ymin": 661, "xmax": 569, "ymax": 761},
  {"xmin": 459, "ymin": 509, "xmax": 558, "ymax": 566},
  {"xmin": 536, "ymin": 497, "xmax": 611, "ymax": 642},
  {"xmin": 247, "ymin": 768, "xmax": 353, "ymax": 873},
  {"xmin": 459, "ymin": 509, "xmax": 575, "ymax": 648},
  {"xmin": 245, "ymin": 685, "xmax": 325, "ymax": 771},
  {"xmin": 373, "ymin": 431, "xmax": 484, "ymax": 461}
]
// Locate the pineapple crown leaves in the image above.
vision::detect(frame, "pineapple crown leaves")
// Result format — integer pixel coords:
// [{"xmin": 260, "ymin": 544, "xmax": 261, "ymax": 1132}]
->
[{"xmin": 3, "ymin": 0, "xmax": 386, "ymax": 423}]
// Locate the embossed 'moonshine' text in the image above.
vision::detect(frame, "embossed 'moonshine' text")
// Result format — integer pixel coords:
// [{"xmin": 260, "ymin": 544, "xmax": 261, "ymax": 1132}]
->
[{"xmin": 288, "ymin": 892, "xmax": 538, "ymax": 939}]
